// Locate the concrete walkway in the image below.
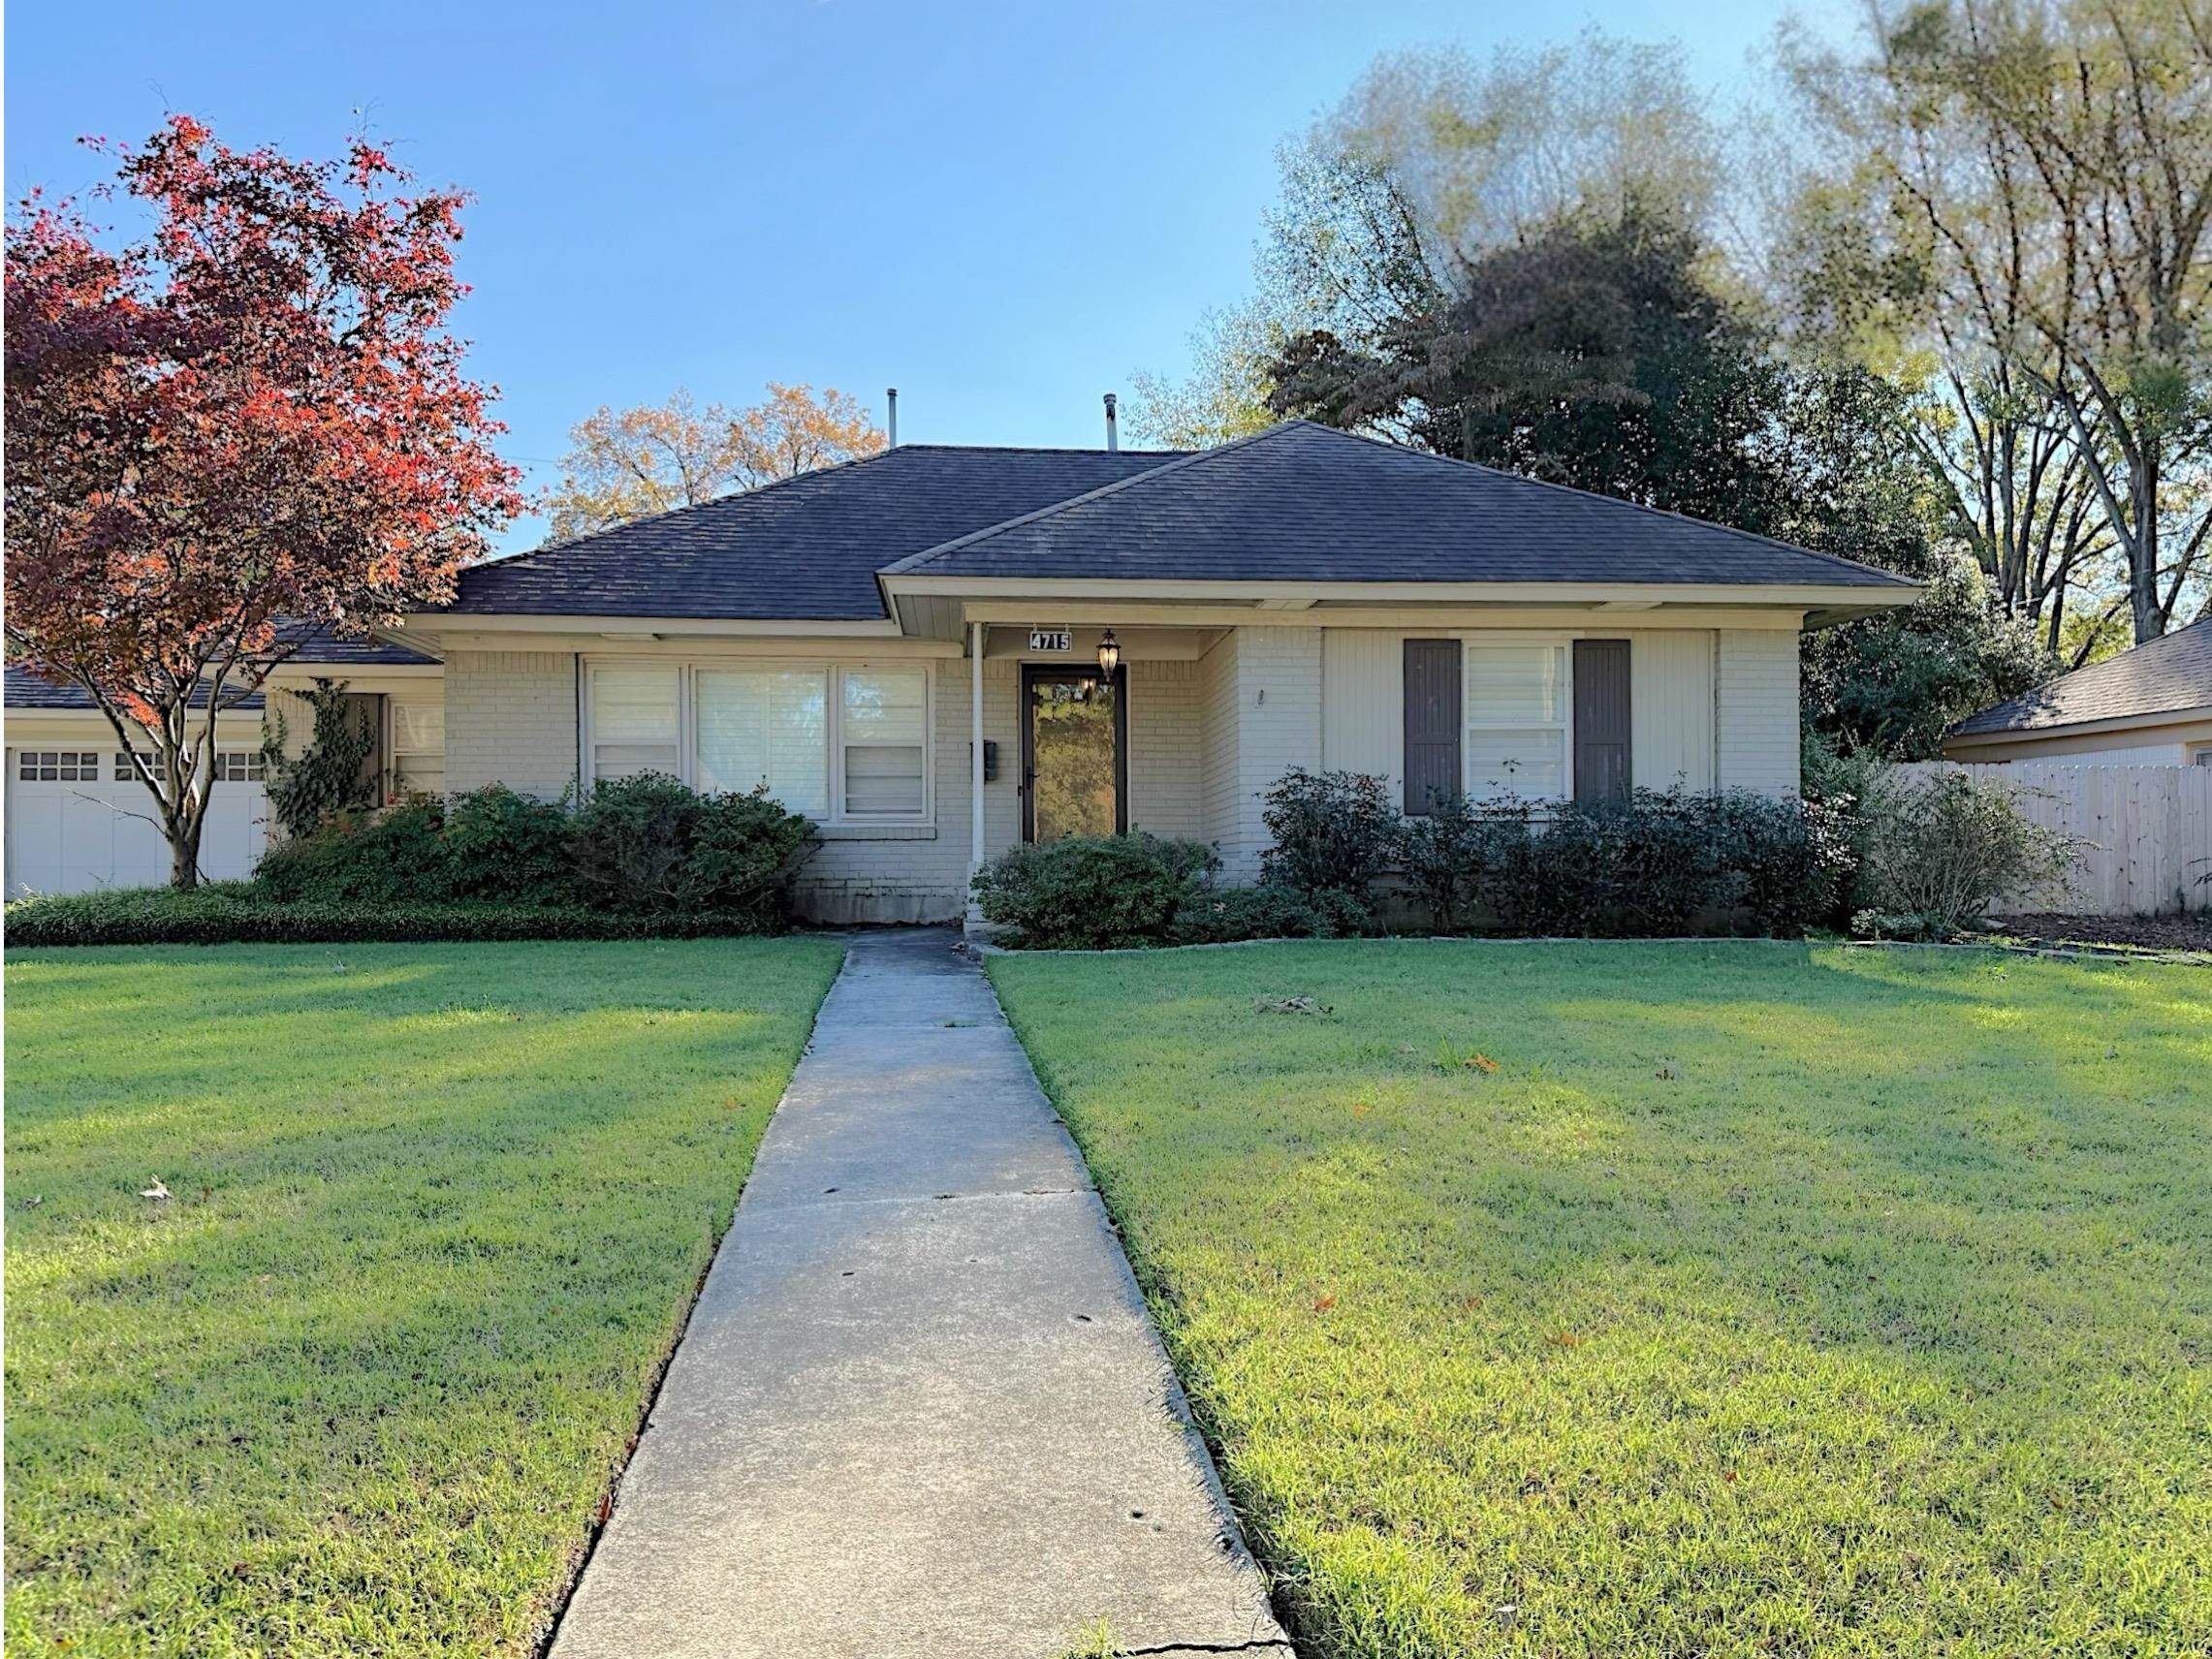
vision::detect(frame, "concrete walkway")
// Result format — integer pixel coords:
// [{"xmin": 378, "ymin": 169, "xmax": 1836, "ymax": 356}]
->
[{"xmin": 552, "ymin": 928, "xmax": 1288, "ymax": 1659}]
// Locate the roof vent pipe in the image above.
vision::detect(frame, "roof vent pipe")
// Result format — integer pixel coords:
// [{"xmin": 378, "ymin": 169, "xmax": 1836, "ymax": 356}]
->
[
  {"xmin": 886, "ymin": 388, "xmax": 899, "ymax": 448},
  {"xmin": 1103, "ymin": 391, "xmax": 1119, "ymax": 452}
]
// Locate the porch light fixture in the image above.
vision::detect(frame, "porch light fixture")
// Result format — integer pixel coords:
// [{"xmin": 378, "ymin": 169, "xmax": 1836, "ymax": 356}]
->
[{"xmin": 1096, "ymin": 629, "xmax": 1121, "ymax": 676}]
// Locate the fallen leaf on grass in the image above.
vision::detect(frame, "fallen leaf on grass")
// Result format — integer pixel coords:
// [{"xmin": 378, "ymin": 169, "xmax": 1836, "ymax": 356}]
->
[
  {"xmin": 1350, "ymin": 1101, "xmax": 1372, "ymax": 1118},
  {"xmin": 1547, "ymin": 1330, "xmax": 1583, "ymax": 1348},
  {"xmin": 1312, "ymin": 1294, "xmax": 1337, "ymax": 1312},
  {"xmin": 1468, "ymin": 1051, "xmax": 1501, "ymax": 1074},
  {"xmin": 140, "ymin": 1179, "xmax": 171, "ymax": 1202}
]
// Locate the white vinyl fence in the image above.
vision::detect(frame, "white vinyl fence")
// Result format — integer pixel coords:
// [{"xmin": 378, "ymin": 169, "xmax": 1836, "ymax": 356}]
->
[{"xmin": 1892, "ymin": 762, "xmax": 2212, "ymax": 917}]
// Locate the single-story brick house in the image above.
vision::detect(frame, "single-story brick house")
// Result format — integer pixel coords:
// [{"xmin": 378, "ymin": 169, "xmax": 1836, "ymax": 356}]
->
[
  {"xmin": 5, "ymin": 419, "xmax": 1922, "ymax": 909},
  {"xmin": 297, "ymin": 419, "xmax": 1912, "ymax": 923},
  {"xmin": 1943, "ymin": 614, "xmax": 2212, "ymax": 766}
]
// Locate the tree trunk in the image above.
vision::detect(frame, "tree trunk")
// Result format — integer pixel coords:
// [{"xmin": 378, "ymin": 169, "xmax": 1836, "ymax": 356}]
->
[
  {"xmin": 169, "ymin": 799, "xmax": 206, "ymax": 891},
  {"xmin": 2130, "ymin": 448, "xmax": 2164, "ymax": 643}
]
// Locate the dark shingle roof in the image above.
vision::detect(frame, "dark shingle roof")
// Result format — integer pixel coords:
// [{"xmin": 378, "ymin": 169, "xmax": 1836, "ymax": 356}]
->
[
  {"xmin": 5, "ymin": 624, "xmax": 427, "ymax": 711},
  {"xmin": 5, "ymin": 665, "xmax": 265, "ymax": 712},
  {"xmin": 890, "ymin": 422, "xmax": 1919, "ymax": 589},
  {"xmin": 445, "ymin": 446, "xmax": 1185, "ymax": 620},
  {"xmin": 1951, "ymin": 614, "xmax": 2212, "ymax": 736},
  {"xmin": 266, "ymin": 619, "xmax": 440, "ymax": 666}
]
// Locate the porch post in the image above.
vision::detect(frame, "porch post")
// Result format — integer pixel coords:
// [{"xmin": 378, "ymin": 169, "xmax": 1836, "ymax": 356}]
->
[{"xmin": 968, "ymin": 620, "xmax": 986, "ymax": 892}]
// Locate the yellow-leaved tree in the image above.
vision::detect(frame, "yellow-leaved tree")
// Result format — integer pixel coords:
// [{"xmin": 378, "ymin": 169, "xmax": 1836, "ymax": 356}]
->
[{"xmin": 545, "ymin": 383, "xmax": 885, "ymax": 541}]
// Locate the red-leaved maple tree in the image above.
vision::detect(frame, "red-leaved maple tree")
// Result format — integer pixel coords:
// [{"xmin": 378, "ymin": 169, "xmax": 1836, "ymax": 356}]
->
[{"xmin": 5, "ymin": 116, "xmax": 523, "ymax": 886}]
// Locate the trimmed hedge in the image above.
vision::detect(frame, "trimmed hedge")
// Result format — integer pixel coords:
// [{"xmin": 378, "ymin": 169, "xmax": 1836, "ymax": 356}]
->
[{"xmin": 5, "ymin": 886, "xmax": 786, "ymax": 948}]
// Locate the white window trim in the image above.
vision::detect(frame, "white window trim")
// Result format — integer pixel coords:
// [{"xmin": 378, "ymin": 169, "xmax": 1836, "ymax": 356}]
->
[
  {"xmin": 1454, "ymin": 632, "xmax": 1574, "ymax": 802},
  {"xmin": 581, "ymin": 656, "xmax": 934, "ymax": 829}
]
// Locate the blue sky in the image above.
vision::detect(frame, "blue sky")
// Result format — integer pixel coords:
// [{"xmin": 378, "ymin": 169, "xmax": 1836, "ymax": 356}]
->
[{"xmin": 7, "ymin": 0, "xmax": 1840, "ymax": 548}]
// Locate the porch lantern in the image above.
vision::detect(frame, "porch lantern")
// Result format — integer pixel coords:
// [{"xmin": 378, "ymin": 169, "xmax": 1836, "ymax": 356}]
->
[{"xmin": 1095, "ymin": 629, "xmax": 1121, "ymax": 676}]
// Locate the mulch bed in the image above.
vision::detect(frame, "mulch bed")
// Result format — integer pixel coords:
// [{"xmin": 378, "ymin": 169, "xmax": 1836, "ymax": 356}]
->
[{"xmin": 1999, "ymin": 912, "xmax": 2212, "ymax": 954}]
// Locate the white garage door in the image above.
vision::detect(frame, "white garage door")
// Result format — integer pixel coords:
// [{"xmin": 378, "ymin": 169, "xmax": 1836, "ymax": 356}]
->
[{"xmin": 5, "ymin": 747, "xmax": 269, "ymax": 897}]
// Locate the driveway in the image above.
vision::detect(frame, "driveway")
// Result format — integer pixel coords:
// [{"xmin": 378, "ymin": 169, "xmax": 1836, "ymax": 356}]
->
[{"xmin": 550, "ymin": 927, "xmax": 1287, "ymax": 1659}]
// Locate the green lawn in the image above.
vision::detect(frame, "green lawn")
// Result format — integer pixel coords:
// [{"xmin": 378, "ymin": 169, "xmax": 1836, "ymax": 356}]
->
[
  {"xmin": 4, "ymin": 937, "xmax": 842, "ymax": 1658},
  {"xmin": 990, "ymin": 942, "xmax": 2212, "ymax": 1659}
]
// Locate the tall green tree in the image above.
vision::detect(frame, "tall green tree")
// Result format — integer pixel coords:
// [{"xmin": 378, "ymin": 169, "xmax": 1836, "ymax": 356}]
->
[
  {"xmin": 1782, "ymin": 0, "xmax": 2212, "ymax": 642},
  {"xmin": 1266, "ymin": 204, "xmax": 1792, "ymax": 527}
]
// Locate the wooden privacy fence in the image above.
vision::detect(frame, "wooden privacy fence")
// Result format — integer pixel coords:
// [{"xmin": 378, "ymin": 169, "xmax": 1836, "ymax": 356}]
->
[{"xmin": 1892, "ymin": 762, "xmax": 2212, "ymax": 917}]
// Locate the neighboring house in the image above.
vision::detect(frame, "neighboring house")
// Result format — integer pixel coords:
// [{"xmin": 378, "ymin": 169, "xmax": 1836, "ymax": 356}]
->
[
  {"xmin": 1944, "ymin": 615, "xmax": 2212, "ymax": 767},
  {"xmin": 2, "ymin": 625, "xmax": 442, "ymax": 898},
  {"xmin": 363, "ymin": 418, "xmax": 1919, "ymax": 923}
]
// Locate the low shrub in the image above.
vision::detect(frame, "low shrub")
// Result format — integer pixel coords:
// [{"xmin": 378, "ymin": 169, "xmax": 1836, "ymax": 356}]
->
[
  {"xmin": 253, "ymin": 774, "xmax": 815, "ymax": 928},
  {"xmin": 442, "ymin": 786, "xmax": 574, "ymax": 903},
  {"xmin": 1703, "ymin": 790, "xmax": 1844, "ymax": 935},
  {"xmin": 1801, "ymin": 734, "xmax": 1893, "ymax": 923},
  {"xmin": 569, "ymin": 774, "xmax": 813, "ymax": 923},
  {"xmin": 1398, "ymin": 792, "xmax": 1488, "ymax": 934},
  {"xmin": 1856, "ymin": 769, "xmax": 2081, "ymax": 937},
  {"xmin": 1173, "ymin": 883, "xmax": 1333, "ymax": 944},
  {"xmin": 1407, "ymin": 789, "xmax": 1832, "ymax": 938},
  {"xmin": 4, "ymin": 887, "xmax": 780, "ymax": 948},
  {"xmin": 970, "ymin": 833, "xmax": 1217, "ymax": 950},
  {"xmin": 1259, "ymin": 768, "xmax": 1397, "ymax": 918},
  {"xmin": 254, "ymin": 798, "xmax": 450, "ymax": 904}
]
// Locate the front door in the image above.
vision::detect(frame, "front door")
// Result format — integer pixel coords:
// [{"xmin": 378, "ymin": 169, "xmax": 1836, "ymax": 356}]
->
[{"xmin": 1022, "ymin": 664, "xmax": 1126, "ymax": 841}]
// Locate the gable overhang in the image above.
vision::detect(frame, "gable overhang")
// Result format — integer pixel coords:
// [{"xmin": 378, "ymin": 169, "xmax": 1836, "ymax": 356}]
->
[{"xmin": 877, "ymin": 573, "xmax": 1922, "ymax": 637}]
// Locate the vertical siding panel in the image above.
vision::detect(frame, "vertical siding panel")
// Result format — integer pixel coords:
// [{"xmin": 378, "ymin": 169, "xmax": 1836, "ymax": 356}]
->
[
  {"xmin": 1627, "ymin": 631, "xmax": 1716, "ymax": 792},
  {"xmin": 1320, "ymin": 630, "xmax": 1404, "ymax": 792}
]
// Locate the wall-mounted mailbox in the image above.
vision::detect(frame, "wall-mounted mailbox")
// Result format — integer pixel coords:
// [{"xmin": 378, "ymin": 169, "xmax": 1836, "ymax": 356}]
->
[{"xmin": 973, "ymin": 739, "xmax": 999, "ymax": 783}]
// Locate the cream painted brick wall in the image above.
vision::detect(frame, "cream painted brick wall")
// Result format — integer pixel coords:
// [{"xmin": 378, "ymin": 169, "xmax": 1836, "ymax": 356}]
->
[
  {"xmin": 1199, "ymin": 632, "xmax": 1243, "ymax": 857},
  {"xmin": 1716, "ymin": 630, "xmax": 1801, "ymax": 797},
  {"xmin": 445, "ymin": 650, "xmax": 579, "ymax": 800},
  {"xmin": 1128, "ymin": 659, "xmax": 1203, "ymax": 837}
]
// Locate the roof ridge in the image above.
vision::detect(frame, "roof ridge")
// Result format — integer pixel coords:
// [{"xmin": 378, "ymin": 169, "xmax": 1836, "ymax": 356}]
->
[
  {"xmin": 1311, "ymin": 422, "xmax": 1920, "ymax": 588},
  {"xmin": 470, "ymin": 442, "xmax": 1187, "ymax": 579},
  {"xmin": 879, "ymin": 421, "xmax": 1309, "ymax": 579},
  {"xmin": 891, "ymin": 442, "xmax": 1186, "ymax": 457}
]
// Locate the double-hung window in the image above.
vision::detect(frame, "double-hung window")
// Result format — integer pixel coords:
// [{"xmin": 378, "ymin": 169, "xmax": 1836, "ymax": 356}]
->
[
  {"xmin": 587, "ymin": 667, "xmax": 681, "ymax": 782},
  {"xmin": 1463, "ymin": 642, "xmax": 1569, "ymax": 800},
  {"xmin": 837, "ymin": 669, "xmax": 927, "ymax": 819},
  {"xmin": 390, "ymin": 696, "xmax": 446, "ymax": 796},
  {"xmin": 695, "ymin": 669, "xmax": 831, "ymax": 816},
  {"xmin": 586, "ymin": 660, "xmax": 930, "ymax": 825}
]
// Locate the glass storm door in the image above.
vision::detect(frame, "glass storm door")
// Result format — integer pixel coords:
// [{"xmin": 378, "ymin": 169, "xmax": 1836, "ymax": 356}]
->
[{"xmin": 1022, "ymin": 665, "xmax": 1126, "ymax": 841}]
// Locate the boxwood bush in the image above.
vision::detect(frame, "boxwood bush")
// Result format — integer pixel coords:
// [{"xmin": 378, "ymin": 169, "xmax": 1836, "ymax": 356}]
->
[{"xmin": 970, "ymin": 833, "xmax": 1217, "ymax": 950}]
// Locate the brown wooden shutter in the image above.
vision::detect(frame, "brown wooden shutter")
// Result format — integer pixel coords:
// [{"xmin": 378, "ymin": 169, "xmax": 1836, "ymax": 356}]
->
[
  {"xmin": 1572, "ymin": 639, "xmax": 1632, "ymax": 804},
  {"xmin": 1403, "ymin": 640, "xmax": 1462, "ymax": 814}
]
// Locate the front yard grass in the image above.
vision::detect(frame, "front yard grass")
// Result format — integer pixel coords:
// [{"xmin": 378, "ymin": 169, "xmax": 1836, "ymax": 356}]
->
[
  {"xmin": 5, "ymin": 936, "xmax": 843, "ymax": 1657},
  {"xmin": 989, "ymin": 941, "xmax": 2212, "ymax": 1658}
]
